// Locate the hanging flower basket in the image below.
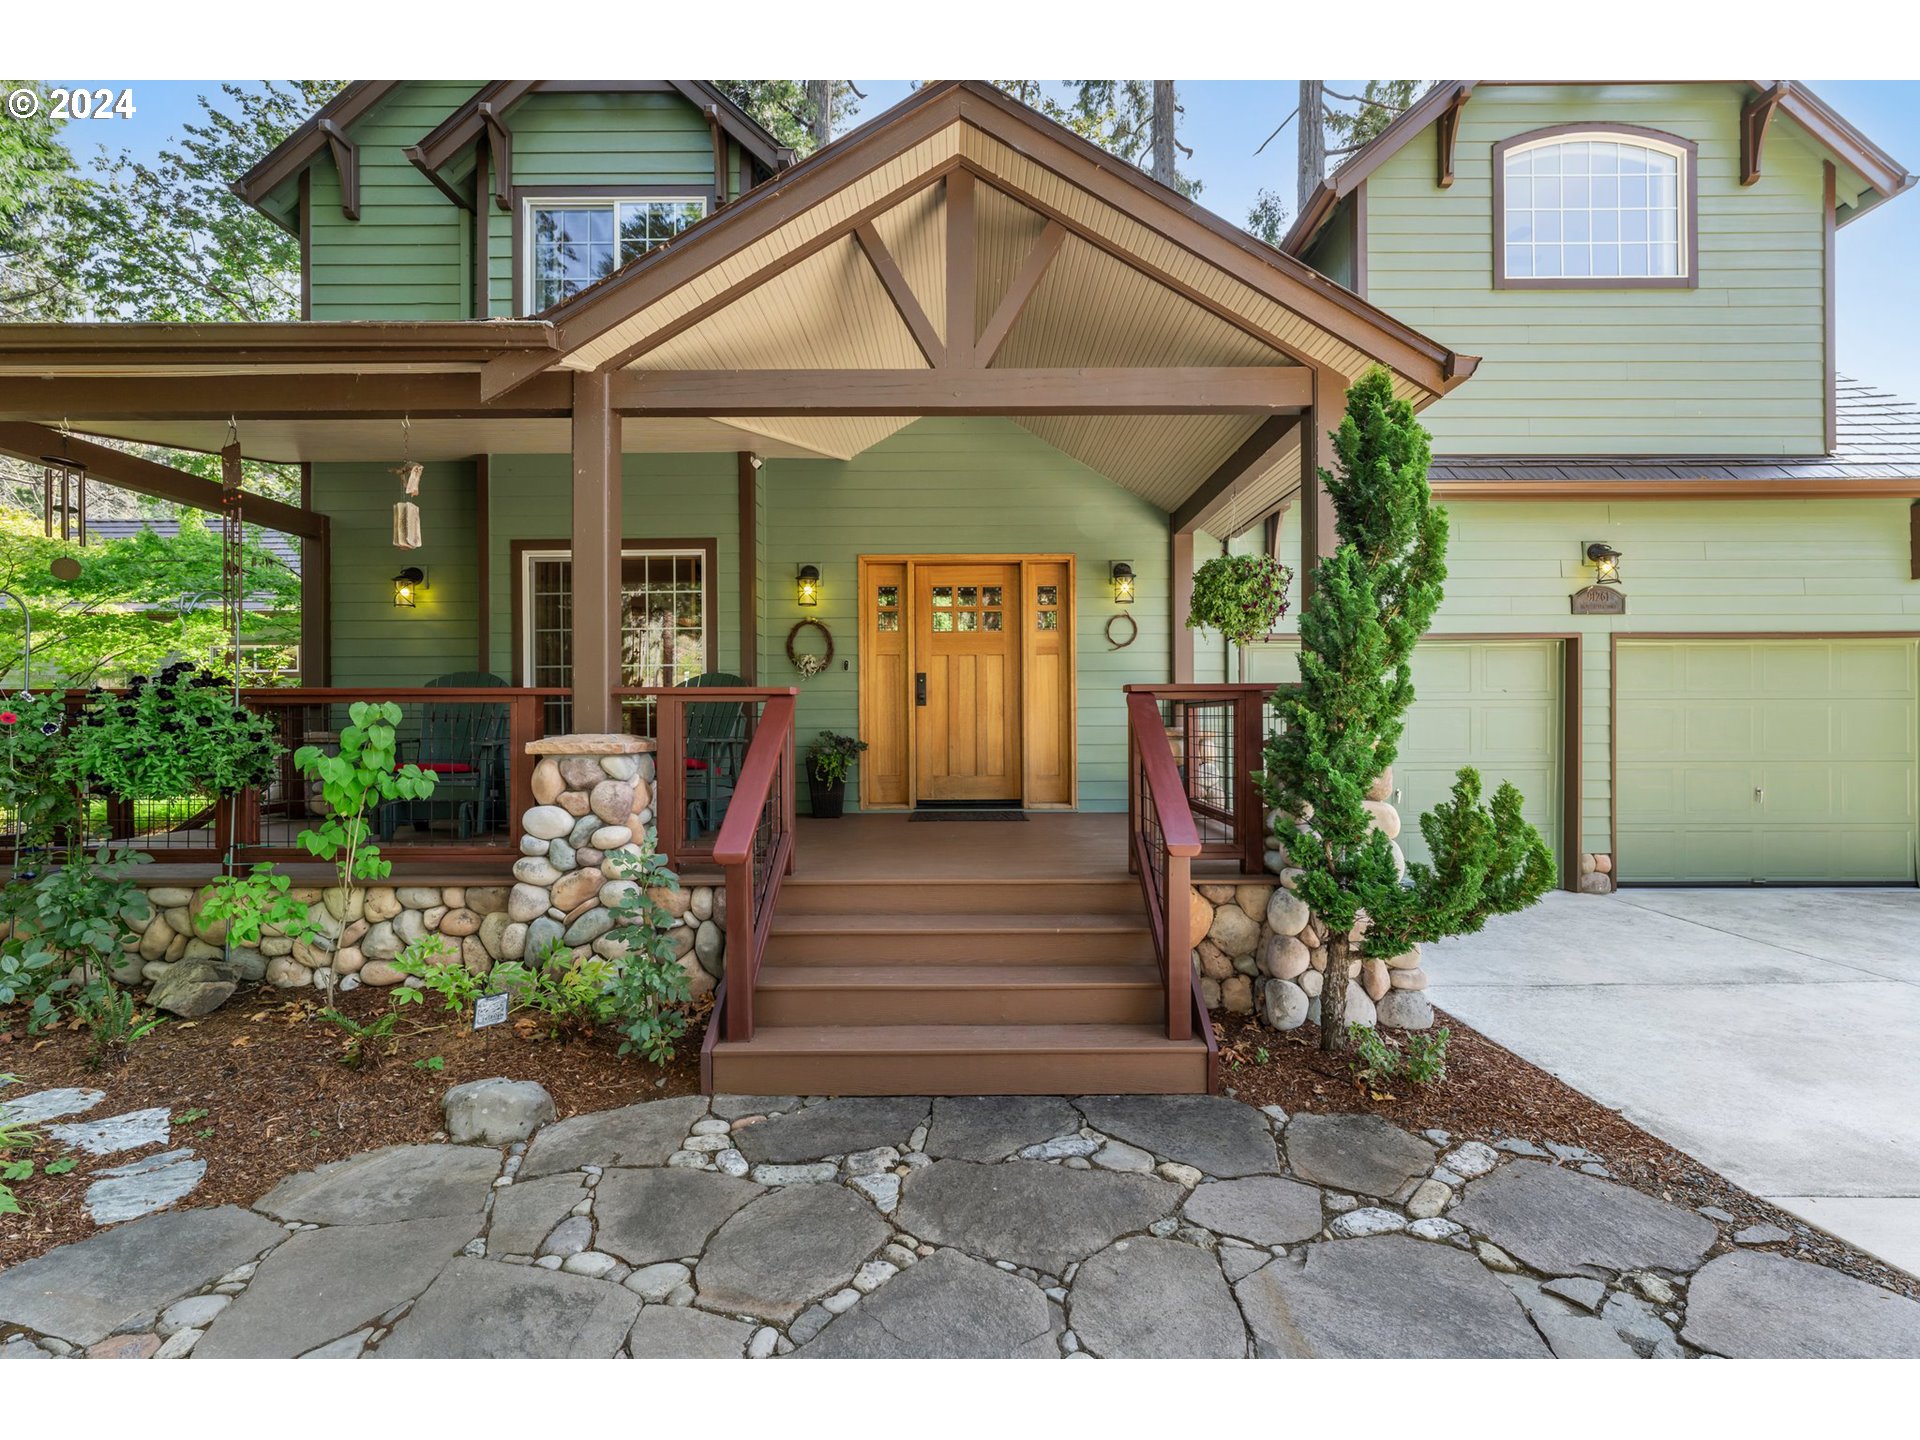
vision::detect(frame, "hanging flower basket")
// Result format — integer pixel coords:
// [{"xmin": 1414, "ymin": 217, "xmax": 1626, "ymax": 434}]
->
[
  {"xmin": 1186, "ymin": 553, "xmax": 1295, "ymax": 649},
  {"xmin": 65, "ymin": 664, "xmax": 284, "ymax": 801}
]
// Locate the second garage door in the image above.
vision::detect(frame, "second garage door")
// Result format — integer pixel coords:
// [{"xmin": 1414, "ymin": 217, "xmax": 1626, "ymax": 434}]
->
[
  {"xmin": 1395, "ymin": 642, "xmax": 1565, "ymax": 874},
  {"xmin": 1615, "ymin": 638, "xmax": 1919, "ymax": 884}
]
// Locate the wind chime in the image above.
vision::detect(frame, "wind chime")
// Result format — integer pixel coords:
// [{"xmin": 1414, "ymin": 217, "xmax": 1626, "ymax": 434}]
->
[
  {"xmin": 41, "ymin": 454, "xmax": 88, "ymax": 544},
  {"xmin": 219, "ymin": 422, "xmax": 246, "ymax": 686},
  {"xmin": 392, "ymin": 416, "xmax": 423, "ymax": 549}
]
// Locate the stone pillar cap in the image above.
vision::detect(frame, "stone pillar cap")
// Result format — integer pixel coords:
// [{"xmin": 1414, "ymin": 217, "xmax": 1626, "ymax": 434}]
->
[{"xmin": 525, "ymin": 733, "xmax": 657, "ymax": 756}]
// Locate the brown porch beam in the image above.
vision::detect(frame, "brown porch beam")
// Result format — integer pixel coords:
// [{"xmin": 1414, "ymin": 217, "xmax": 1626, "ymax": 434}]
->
[
  {"xmin": 606, "ymin": 367, "xmax": 1312, "ymax": 416},
  {"xmin": 1910, "ymin": 502, "xmax": 1920, "ymax": 582},
  {"xmin": 0, "ymin": 421, "xmax": 323, "ymax": 538},
  {"xmin": 976, "ymin": 221, "xmax": 1066, "ymax": 367},
  {"xmin": 1170, "ymin": 414, "xmax": 1301, "ymax": 534},
  {"xmin": 0, "ymin": 371, "xmax": 576, "ymax": 423},
  {"xmin": 570, "ymin": 372, "xmax": 621, "ymax": 734},
  {"xmin": 853, "ymin": 221, "xmax": 944, "ymax": 367},
  {"xmin": 945, "ymin": 169, "xmax": 978, "ymax": 368},
  {"xmin": 738, "ymin": 452, "xmax": 758, "ymax": 682}
]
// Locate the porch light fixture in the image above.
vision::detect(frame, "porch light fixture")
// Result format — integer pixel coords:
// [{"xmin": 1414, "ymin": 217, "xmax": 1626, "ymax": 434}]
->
[
  {"xmin": 795, "ymin": 564, "xmax": 821, "ymax": 607},
  {"xmin": 392, "ymin": 566, "xmax": 426, "ymax": 608},
  {"xmin": 1110, "ymin": 560, "xmax": 1137, "ymax": 605},
  {"xmin": 1584, "ymin": 543, "xmax": 1623, "ymax": 585}
]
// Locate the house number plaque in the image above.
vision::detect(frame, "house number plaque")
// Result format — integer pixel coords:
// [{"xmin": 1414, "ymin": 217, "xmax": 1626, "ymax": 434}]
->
[{"xmin": 1569, "ymin": 585, "xmax": 1626, "ymax": 616}]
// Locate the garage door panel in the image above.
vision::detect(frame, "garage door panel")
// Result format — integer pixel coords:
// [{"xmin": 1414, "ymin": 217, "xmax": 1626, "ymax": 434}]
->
[
  {"xmin": 1842, "ymin": 700, "xmax": 1918, "ymax": 756},
  {"xmin": 1398, "ymin": 642, "xmax": 1561, "ymax": 872},
  {"xmin": 1618, "ymin": 639, "xmax": 1918, "ymax": 884}
]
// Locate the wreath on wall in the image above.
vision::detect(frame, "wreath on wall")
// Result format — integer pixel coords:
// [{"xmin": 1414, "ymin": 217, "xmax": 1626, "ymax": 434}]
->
[{"xmin": 786, "ymin": 618, "xmax": 835, "ymax": 679}]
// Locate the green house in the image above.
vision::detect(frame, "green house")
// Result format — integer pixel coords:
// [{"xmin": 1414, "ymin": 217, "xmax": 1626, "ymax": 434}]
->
[{"xmin": 2, "ymin": 79, "xmax": 1912, "ymax": 1092}]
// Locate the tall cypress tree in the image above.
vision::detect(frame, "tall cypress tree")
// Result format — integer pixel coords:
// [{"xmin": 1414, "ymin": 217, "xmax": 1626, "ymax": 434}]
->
[{"xmin": 1264, "ymin": 367, "xmax": 1554, "ymax": 1054}]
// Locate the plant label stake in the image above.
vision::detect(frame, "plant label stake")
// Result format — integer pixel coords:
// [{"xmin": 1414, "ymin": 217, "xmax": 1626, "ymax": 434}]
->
[{"xmin": 474, "ymin": 991, "xmax": 509, "ymax": 1031}]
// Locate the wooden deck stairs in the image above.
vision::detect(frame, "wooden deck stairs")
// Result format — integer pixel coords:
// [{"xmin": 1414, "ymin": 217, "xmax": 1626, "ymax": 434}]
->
[{"xmin": 704, "ymin": 872, "xmax": 1213, "ymax": 1095}]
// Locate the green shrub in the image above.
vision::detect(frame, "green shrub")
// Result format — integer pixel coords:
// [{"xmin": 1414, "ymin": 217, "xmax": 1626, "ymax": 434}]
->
[
  {"xmin": 1346, "ymin": 1022, "xmax": 1451, "ymax": 1092},
  {"xmin": 600, "ymin": 839, "xmax": 694, "ymax": 1063},
  {"xmin": 0, "ymin": 848, "xmax": 150, "ymax": 1035},
  {"xmin": 71, "ymin": 976, "xmax": 163, "ymax": 1064},
  {"xmin": 0, "ymin": 691, "xmax": 83, "ymax": 846},
  {"xmin": 390, "ymin": 936, "xmax": 482, "ymax": 1015},
  {"xmin": 491, "ymin": 942, "xmax": 618, "ymax": 1038}
]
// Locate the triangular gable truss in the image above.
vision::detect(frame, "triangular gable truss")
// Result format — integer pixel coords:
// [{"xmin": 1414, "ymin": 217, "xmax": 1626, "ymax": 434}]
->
[{"xmin": 475, "ymin": 83, "xmax": 1473, "ymax": 519}]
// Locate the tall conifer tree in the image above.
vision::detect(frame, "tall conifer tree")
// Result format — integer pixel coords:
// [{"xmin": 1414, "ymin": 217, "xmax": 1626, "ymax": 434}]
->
[{"xmin": 1264, "ymin": 368, "xmax": 1554, "ymax": 1054}]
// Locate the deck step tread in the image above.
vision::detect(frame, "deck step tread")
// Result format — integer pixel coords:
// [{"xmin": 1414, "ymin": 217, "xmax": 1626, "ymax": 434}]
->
[
  {"xmin": 770, "ymin": 912, "xmax": 1151, "ymax": 934},
  {"xmin": 756, "ymin": 963, "xmax": 1161, "ymax": 989},
  {"xmin": 712, "ymin": 1023, "xmax": 1206, "ymax": 1056}
]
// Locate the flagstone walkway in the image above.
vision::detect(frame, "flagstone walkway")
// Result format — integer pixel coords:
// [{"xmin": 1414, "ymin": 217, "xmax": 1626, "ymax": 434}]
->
[{"xmin": 4, "ymin": 1091, "xmax": 1918, "ymax": 1360}]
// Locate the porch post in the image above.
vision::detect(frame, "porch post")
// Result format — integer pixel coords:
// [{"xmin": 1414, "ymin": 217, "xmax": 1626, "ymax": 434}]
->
[
  {"xmin": 1298, "ymin": 365, "xmax": 1344, "ymax": 604},
  {"xmin": 1169, "ymin": 521, "xmax": 1194, "ymax": 684},
  {"xmin": 570, "ymin": 371, "xmax": 621, "ymax": 733},
  {"xmin": 738, "ymin": 451, "xmax": 758, "ymax": 683}
]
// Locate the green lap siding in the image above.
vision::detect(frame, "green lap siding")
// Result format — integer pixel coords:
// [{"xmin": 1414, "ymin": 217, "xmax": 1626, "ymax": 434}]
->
[
  {"xmin": 1355, "ymin": 83, "xmax": 1833, "ymax": 454},
  {"xmin": 306, "ymin": 81, "xmax": 482, "ymax": 320},
  {"xmin": 759, "ymin": 418, "xmax": 1173, "ymax": 812},
  {"xmin": 315, "ymin": 460, "xmax": 480, "ymax": 686}
]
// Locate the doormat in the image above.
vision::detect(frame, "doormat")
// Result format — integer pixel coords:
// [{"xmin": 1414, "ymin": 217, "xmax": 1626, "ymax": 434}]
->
[{"xmin": 909, "ymin": 810, "xmax": 1029, "ymax": 822}]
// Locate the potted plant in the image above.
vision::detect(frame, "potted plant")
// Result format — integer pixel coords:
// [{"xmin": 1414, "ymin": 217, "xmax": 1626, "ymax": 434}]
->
[
  {"xmin": 806, "ymin": 730, "xmax": 868, "ymax": 819},
  {"xmin": 1186, "ymin": 552, "xmax": 1294, "ymax": 680}
]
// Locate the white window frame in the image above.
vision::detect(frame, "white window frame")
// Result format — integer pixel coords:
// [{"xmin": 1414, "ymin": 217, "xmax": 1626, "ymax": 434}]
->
[
  {"xmin": 1494, "ymin": 126, "xmax": 1697, "ymax": 291},
  {"xmin": 519, "ymin": 545, "xmax": 712, "ymax": 689},
  {"xmin": 520, "ymin": 194, "xmax": 708, "ymax": 312}
]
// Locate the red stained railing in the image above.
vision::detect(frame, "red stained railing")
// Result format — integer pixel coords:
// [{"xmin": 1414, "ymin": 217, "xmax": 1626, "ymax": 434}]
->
[{"xmin": 708, "ymin": 692, "xmax": 796, "ymax": 1046}]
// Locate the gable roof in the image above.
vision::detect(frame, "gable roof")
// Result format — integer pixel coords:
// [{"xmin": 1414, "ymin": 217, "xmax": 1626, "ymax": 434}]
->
[
  {"xmin": 402, "ymin": 80, "xmax": 788, "ymax": 201},
  {"xmin": 498, "ymin": 80, "xmax": 1472, "ymax": 395},
  {"xmin": 233, "ymin": 80, "xmax": 786, "ymax": 226},
  {"xmin": 1282, "ymin": 80, "xmax": 1916, "ymax": 257},
  {"xmin": 1427, "ymin": 377, "xmax": 1920, "ymax": 497}
]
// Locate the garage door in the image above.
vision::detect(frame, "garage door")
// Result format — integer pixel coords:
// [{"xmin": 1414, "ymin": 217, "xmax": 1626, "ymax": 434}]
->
[
  {"xmin": 1395, "ymin": 642, "xmax": 1564, "ymax": 873},
  {"xmin": 1616, "ymin": 639, "xmax": 1919, "ymax": 883}
]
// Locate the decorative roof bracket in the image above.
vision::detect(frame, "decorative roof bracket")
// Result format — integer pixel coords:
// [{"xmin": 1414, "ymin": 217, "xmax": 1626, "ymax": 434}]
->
[
  {"xmin": 315, "ymin": 118, "xmax": 360, "ymax": 221},
  {"xmin": 478, "ymin": 103, "xmax": 514, "ymax": 211},
  {"xmin": 1435, "ymin": 85, "xmax": 1473, "ymax": 189},
  {"xmin": 1741, "ymin": 82, "xmax": 1790, "ymax": 186}
]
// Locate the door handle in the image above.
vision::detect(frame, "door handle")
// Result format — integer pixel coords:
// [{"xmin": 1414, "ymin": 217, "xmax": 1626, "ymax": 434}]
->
[{"xmin": 915, "ymin": 672, "xmax": 928, "ymax": 707}]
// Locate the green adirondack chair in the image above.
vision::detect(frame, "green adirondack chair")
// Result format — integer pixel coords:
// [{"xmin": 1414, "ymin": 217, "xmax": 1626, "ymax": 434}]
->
[
  {"xmin": 681, "ymin": 672, "xmax": 747, "ymax": 841},
  {"xmin": 381, "ymin": 672, "xmax": 510, "ymax": 841}
]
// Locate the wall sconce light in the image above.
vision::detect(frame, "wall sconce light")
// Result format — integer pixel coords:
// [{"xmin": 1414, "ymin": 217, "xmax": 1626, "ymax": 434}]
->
[
  {"xmin": 795, "ymin": 564, "xmax": 820, "ymax": 607},
  {"xmin": 1110, "ymin": 560, "xmax": 1136, "ymax": 605},
  {"xmin": 1584, "ymin": 543, "xmax": 1623, "ymax": 585},
  {"xmin": 392, "ymin": 566, "xmax": 425, "ymax": 608}
]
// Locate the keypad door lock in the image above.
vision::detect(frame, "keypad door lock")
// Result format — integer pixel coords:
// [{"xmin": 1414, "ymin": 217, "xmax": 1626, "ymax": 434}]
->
[{"xmin": 915, "ymin": 672, "xmax": 928, "ymax": 707}]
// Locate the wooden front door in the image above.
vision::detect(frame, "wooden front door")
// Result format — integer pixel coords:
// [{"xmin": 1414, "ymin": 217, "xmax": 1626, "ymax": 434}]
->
[{"xmin": 915, "ymin": 563, "xmax": 1022, "ymax": 801}]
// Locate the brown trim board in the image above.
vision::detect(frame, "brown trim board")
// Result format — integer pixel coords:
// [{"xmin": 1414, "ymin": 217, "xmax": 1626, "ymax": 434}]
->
[{"xmin": 737, "ymin": 452, "xmax": 757, "ymax": 684}]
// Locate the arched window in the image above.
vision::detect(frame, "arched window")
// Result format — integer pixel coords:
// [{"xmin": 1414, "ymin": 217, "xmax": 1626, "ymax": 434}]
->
[{"xmin": 1494, "ymin": 126, "xmax": 1697, "ymax": 289}]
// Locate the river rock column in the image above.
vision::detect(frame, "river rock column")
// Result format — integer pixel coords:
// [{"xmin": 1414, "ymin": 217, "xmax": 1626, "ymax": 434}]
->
[{"xmin": 514, "ymin": 733, "xmax": 722, "ymax": 998}]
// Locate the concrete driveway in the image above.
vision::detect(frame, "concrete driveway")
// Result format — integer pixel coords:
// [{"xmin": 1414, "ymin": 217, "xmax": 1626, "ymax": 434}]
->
[{"xmin": 1430, "ymin": 888, "xmax": 1920, "ymax": 1277}]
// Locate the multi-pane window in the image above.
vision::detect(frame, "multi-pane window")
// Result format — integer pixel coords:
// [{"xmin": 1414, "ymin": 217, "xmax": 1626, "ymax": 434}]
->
[
  {"xmin": 525, "ymin": 198, "xmax": 706, "ymax": 310},
  {"xmin": 1499, "ymin": 132, "xmax": 1691, "ymax": 286},
  {"xmin": 523, "ymin": 548, "xmax": 709, "ymax": 730}
]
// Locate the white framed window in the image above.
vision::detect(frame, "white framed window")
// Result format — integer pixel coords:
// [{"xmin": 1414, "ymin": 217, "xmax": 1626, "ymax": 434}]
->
[
  {"xmin": 1494, "ymin": 127, "xmax": 1696, "ymax": 290},
  {"xmin": 522, "ymin": 196, "xmax": 707, "ymax": 311},
  {"xmin": 520, "ymin": 545, "xmax": 712, "ymax": 694}
]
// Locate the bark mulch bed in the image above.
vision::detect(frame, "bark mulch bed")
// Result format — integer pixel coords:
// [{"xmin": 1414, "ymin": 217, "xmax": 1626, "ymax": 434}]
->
[
  {"xmin": 1213, "ymin": 1006, "xmax": 1918, "ymax": 1300},
  {"xmin": 1, "ymin": 983, "xmax": 703, "ymax": 1266}
]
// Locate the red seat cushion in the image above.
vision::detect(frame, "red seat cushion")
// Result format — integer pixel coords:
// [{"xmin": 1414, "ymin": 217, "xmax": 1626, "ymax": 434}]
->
[
  {"xmin": 685, "ymin": 758, "xmax": 710, "ymax": 771},
  {"xmin": 419, "ymin": 761, "xmax": 475, "ymax": 775}
]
